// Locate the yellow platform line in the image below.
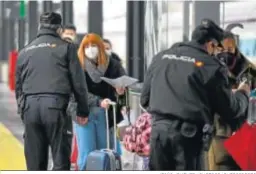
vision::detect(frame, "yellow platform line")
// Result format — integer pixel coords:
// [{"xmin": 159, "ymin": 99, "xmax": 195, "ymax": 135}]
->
[{"xmin": 0, "ymin": 123, "xmax": 26, "ymax": 170}]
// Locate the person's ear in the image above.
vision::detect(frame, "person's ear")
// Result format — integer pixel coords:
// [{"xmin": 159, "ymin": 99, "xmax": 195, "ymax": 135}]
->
[
  {"xmin": 56, "ymin": 27, "xmax": 63, "ymax": 36},
  {"xmin": 205, "ymin": 41, "xmax": 215, "ymax": 55}
]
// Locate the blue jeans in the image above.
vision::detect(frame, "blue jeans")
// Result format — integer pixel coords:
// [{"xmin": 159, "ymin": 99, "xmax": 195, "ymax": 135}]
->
[
  {"xmin": 74, "ymin": 107, "xmax": 122, "ymax": 170},
  {"xmin": 143, "ymin": 157, "xmax": 149, "ymax": 170}
]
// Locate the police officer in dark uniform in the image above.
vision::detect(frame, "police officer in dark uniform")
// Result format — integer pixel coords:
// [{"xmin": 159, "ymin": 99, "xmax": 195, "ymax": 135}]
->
[
  {"xmin": 140, "ymin": 19, "xmax": 250, "ymax": 170},
  {"xmin": 15, "ymin": 12, "xmax": 89, "ymax": 170}
]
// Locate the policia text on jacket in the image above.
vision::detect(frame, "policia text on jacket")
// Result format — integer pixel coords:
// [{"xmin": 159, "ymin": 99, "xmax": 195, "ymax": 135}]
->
[
  {"xmin": 141, "ymin": 19, "xmax": 250, "ymax": 170},
  {"xmin": 15, "ymin": 12, "xmax": 90, "ymax": 170}
]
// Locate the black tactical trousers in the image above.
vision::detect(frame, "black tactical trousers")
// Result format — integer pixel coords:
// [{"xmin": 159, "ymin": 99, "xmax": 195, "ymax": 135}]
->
[
  {"xmin": 149, "ymin": 118, "xmax": 204, "ymax": 170},
  {"xmin": 23, "ymin": 94, "xmax": 72, "ymax": 170},
  {"xmin": 66, "ymin": 115, "xmax": 73, "ymax": 147}
]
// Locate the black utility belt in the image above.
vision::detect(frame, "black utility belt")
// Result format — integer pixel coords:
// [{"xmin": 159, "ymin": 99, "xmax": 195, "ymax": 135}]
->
[
  {"xmin": 25, "ymin": 93, "xmax": 69, "ymax": 99},
  {"xmin": 153, "ymin": 114, "xmax": 213, "ymax": 139},
  {"xmin": 153, "ymin": 118, "xmax": 202, "ymax": 139}
]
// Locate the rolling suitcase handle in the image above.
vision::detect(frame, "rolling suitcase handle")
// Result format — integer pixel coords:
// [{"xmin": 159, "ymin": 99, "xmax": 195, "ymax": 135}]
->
[
  {"xmin": 125, "ymin": 89, "xmax": 132, "ymax": 125},
  {"xmin": 105, "ymin": 101, "xmax": 117, "ymax": 151}
]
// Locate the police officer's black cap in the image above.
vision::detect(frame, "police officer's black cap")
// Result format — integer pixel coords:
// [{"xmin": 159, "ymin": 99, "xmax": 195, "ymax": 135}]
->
[
  {"xmin": 192, "ymin": 19, "xmax": 224, "ymax": 45},
  {"xmin": 39, "ymin": 12, "xmax": 62, "ymax": 28}
]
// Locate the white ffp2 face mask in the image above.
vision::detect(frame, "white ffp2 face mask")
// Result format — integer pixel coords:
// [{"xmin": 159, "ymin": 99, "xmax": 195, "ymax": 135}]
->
[
  {"xmin": 105, "ymin": 49, "xmax": 112, "ymax": 56},
  {"xmin": 62, "ymin": 35, "xmax": 76, "ymax": 43},
  {"xmin": 85, "ymin": 46, "xmax": 99, "ymax": 59}
]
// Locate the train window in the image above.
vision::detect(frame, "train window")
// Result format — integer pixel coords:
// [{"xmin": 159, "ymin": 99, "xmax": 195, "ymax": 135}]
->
[{"xmin": 222, "ymin": 1, "xmax": 256, "ymax": 64}]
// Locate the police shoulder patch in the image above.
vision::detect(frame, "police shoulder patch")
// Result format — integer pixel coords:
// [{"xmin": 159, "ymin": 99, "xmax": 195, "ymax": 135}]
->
[{"xmin": 50, "ymin": 43, "xmax": 57, "ymax": 48}]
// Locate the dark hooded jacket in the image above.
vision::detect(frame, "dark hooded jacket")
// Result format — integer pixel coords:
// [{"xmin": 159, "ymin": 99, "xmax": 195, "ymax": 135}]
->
[{"xmin": 111, "ymin": 52, "xmax": 122, "ymax": 62}]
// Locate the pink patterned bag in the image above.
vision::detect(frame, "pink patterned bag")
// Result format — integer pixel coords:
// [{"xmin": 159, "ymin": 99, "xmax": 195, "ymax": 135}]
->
[{"xmin": 123, "ymin": 112, "xmax": 152, "ymax": 157}]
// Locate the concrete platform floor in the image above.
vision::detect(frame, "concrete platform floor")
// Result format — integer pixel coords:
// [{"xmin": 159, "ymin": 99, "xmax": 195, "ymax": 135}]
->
[
  {"xmin": 0, "ymin": 84, "xmax": 26, "ymax": 170},
  {"xmin": 0, "ymin": 83, "xmax": 144, "ymax": 170}
]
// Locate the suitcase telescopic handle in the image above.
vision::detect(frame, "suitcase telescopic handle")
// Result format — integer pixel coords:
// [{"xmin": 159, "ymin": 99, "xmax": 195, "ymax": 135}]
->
[
  {"xmin": 105, "ymin": 101, "xmax": 117, "ymax": 151},
  {"xmin": 126, "ymin": 89, "xmax": 131, "ymax": 125}
]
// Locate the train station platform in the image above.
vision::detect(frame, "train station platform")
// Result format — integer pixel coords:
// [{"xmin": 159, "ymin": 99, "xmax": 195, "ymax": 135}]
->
[
  {"xmin": 0, "ymin": 83, "xmax": 143, "ymax": 171},
  {"xmin": 0, "ymin": 83, "xmax": 26, "ymax": 170}
]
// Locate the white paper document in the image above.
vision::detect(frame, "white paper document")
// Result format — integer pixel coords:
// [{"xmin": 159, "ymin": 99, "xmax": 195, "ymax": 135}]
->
[{"xmin": 101, "ymin": 75, "xmax": 138, "ymax": 88}]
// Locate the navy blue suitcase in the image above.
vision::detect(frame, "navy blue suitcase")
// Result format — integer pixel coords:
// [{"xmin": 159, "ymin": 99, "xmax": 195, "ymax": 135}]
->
[{"xmin": 85, "ymin": 101, "xmax": 122, "ymax": 171}]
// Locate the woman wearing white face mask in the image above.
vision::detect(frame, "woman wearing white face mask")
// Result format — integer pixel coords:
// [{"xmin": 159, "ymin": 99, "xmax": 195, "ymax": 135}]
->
[
  {"xmin": 103, "ymin": 38, "xmax": 122, "ymax": 62},
  {"xmin": 72, "ymin": 33, "xmax": 126, "ymax": 170}
]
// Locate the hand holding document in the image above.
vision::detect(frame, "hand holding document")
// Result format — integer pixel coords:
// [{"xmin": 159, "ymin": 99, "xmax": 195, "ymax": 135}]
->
[{"xmin": 100, "ymin": 75, "xmax": 138, "ymax": 88}]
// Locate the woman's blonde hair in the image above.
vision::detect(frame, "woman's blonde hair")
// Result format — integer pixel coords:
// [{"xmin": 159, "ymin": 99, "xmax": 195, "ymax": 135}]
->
[{"xmin": 77, "ymin": 33, "xmax": 107, "ymax": 69}]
